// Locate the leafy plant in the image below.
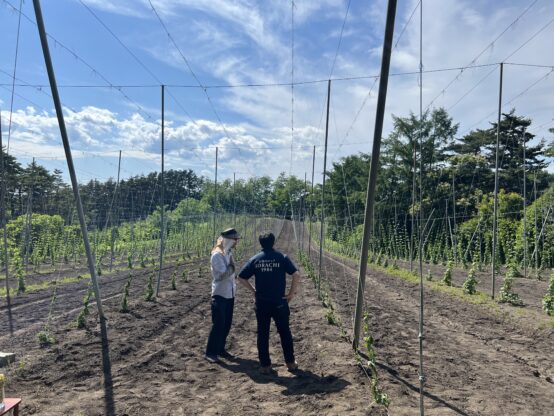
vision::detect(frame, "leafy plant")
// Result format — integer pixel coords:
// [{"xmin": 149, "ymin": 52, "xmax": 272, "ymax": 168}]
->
[
  {"xmin": 542, "ymin": 272, "xmax": 554, "ymax": 316},
  {"xmin": 38, "ymin": 286, "xmax": 57, "ymax": 346},
  {"xmin": 181, "ymin": 269, "xmax": 188, "ymax": 282},
  {"xmin": 171, "ymin": 270, "xmax": 177, "ymax": 290},
  {"xmin": 77, "ymin": 284, "xmax": 94, "ymax": 328},
  {"xmin": 120, "ymin": 274, "xmax": 132, "ymax": 313},
  {"xmin": 362, "ymin": 313, "xmax": 390, "ymax": 409},
  {"xmin": 499, "ymin": 266, "xmax": 523, "ymax": 306},
  {"xmin": 442, "ymin": 261, "xmax": 453, "ymax": 286},
  {"xmin": 462, "ymin": 264, "xmax": 478, "ymax": 295},
  {"xmin": 145, "ymin": 272, "xmax": 155, "ymax": 301},
  {"xmin": 426, "ymin": 269, "xmax": 432, "ymax": 281}
]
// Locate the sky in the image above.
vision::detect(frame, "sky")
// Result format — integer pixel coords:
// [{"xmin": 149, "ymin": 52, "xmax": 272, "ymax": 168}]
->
[{"xmin": 0, "ymin": 0, "xmax": 553, "ymax": 185}]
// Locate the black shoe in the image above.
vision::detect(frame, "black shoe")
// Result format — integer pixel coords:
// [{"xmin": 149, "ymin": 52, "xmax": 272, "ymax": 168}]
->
[{"xmin": 219, "ymin": 350, "xmax": 235, "ymax": 360}]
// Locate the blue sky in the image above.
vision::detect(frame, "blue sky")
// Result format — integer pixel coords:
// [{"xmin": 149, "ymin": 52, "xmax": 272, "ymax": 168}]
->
[{"xmin": 0, "ymin": 0, "xmax": 553, "ymax": 184}]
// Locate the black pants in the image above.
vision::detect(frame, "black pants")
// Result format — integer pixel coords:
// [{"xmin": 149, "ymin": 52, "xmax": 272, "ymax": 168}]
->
[
  {"xmin": 255, "ymin": 300, "xmax": 294, "ymax": 367},
  {"xmin": 206, "ymin": 295, "xmax": 234, "ymax": 357}
]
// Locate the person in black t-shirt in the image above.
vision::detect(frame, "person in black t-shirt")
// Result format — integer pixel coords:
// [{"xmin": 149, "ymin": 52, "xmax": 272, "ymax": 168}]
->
[{"xmin": 238, "ymin": 231, "xmax": 301, "ymax": 374}]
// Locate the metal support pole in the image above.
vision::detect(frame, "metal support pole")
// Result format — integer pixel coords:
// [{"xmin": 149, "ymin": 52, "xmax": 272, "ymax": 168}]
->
[
  {"xmin": 352, "ymin": 0, "xmax": 397, "ymax": 350},
  {"xmin": 491, "ymin": 62, "xmax": 503, "ymax": 299},
  {"xmin": 213, "ymin": 147, "xmax": 218, "ymax": 244},
  {"xmin": 417, "ymin": 2, "xmax": 425, "ymax": 413},
  {"xmin": 33, "ymin": 0, "xmax": 105, "ymax": 319},
  {"xmin": 233, "ymin": 172, "xmax": 236, "ymax": 226},
  {"xmin": 452, "ymin": 172, "xmax": 457, "ymax": 263},
  {"xmin": 308, "ymin": 146, "xmax": 315, "ymax": 260},
  {"xmin": 301, "ymin": 172, "xmax": 307, "ymax": 252},
  {"xmin": 156, "ymin": 85, "xmax": 165, "ymax": 297},
  {"xmin": 318, "ymin": 79, "xmax": 331, "ymax": 298},
  {"xmin": 1, "ymin": 110, "xmax": 14, "ymax": 334},
  {"xmin": 23, "ymin": 158, "xmax": 35, "ymax": 273},
  {"xmin": 522, "ymin": 136, "xmax": 527, "ymax": 279},
  {"xmin": 109, "ymin": 150, "xmax": 122, "ymax": 272}
]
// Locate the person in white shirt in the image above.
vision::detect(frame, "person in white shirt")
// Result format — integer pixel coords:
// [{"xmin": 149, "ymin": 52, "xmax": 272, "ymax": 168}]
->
[{"xmin": 205, "ymin": 228, "xmax": 241, "ymax": 363}]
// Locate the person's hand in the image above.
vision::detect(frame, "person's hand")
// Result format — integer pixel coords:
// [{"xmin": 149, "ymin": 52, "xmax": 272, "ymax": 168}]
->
[{"xmin": 283, "ymin": 291, "xmax": 295, "ymax": 303}]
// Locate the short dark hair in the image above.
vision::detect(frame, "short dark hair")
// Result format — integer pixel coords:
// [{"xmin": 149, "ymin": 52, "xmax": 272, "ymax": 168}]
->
[{"xmin": 259, "ymin": 231, "xmax": 275, "ymax": 249}]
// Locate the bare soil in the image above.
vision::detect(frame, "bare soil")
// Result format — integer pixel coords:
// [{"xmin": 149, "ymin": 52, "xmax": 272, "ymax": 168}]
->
[
  {"xmin": 0, "ymin": 221, "xmax": 383, "ymax": 415},
  {"xmin": 1, "ymin": 220, "xmax": 553, "ymax": 415}
]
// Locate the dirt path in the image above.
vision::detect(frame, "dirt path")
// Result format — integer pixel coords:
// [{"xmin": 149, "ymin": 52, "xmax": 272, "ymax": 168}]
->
[
  {"xmin": 309, "ymin": 231, "xmax": 554, "ymax": 415},
  {"xmin": 2, "ymin": 220, "xmax": 383, "ymax": 415}
]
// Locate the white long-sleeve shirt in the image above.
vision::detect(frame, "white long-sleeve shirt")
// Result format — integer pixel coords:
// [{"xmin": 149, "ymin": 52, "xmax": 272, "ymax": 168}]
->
[{"xmin": 210, "ymin": 250, "xmax": 236, "ymax": 298}]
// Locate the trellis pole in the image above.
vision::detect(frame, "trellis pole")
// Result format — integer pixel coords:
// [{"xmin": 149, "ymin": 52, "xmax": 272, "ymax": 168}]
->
[
  {"xmin": 23, "ymin": 158, "xmax": 35, "ymax": 274},
  {"xmin": 308, "ymin": 146, "xmax": 315, "ymax": 260},
  {"xmin": 32, "ymin": 0, "xmax": 105, "ymax": 320},
  {"xmin": 491, "ymin": 63, "xmax": 503, "ymax": 299},
  {"xmin": 213, "ymin": 147, "xmax": 218, "ymax": 244},
  {"xmin": 108, "ymin": 150, "xmax": 122, "ymax": 272},
  {"xmin": 522, "ymin": 136, "xmax": 527, "ymax": 279},
  {"xmin": 352, "ymin": 0, "xmax": 397, "ymax": 349},
  {"xmin": 156, "ymin": 85, "xmax": 165, "ymax": 297},
  {"xmin": 318, "ymin": 79, "xmax": 331, "ymax": 298},
  {"xmin": 1, "ymin": 110, "xmax": 14, "ymax": 334}
]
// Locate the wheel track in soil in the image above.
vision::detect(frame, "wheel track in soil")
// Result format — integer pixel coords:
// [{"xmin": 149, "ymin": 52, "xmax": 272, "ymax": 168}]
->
[{"xmin": 300, "ymin": 226, "xmax": 554, "ymax": 415}]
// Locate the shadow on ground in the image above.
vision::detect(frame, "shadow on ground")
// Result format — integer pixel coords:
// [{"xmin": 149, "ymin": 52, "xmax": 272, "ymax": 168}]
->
[{"xmin": 219, "ymin": 356, "xmax": 350, "ymax": 396}]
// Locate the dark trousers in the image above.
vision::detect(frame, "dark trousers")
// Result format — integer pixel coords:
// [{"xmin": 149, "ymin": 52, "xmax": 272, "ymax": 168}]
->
[
  {"xmin": 206, "ymin": 295, "xmax": 234, "ymax": 357},
  {"xmin": 255, "ymin": 300, "xmax": 294, "ymax": 367}
]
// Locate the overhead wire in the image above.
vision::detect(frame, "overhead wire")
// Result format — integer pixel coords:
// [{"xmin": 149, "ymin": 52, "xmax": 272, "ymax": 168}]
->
[
  {"xmin": 6, "ymin": 0, "xmax": 23, "ymax": 152},
  {"xmin": 145, "ymin": 0, "xmax": 256, "ymax": 180},
  {"xmin": 425, "ymin": 0, "xmax": 541, "ymax": 110},
  {"xmin": 335, "ymin": 0, "xmax": 422, "ymax": 154},
  {"xmin": 2, "ymin": 0, "xmax": 155, "ymax": 121}
]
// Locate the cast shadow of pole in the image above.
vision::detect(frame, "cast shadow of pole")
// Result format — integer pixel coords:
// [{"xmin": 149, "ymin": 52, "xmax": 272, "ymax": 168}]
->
[
  {"xmin": 219, "ymin": 356, "xmax": 350, "ymax": 396},
  {"xmin": 356, "ymin": 351, "xmax": 470, "ymax": 416},
  {"xmin": 99, "ymin": 316, "xmax": 116, "ymax": 416}
]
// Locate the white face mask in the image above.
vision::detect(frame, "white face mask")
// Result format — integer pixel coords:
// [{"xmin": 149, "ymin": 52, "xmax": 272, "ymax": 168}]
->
[{"xmin": 222, "ymin": 238, "xmax": 235, "ymax": 252}]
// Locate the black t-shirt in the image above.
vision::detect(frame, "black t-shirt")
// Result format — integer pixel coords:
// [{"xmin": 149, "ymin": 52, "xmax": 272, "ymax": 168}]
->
[{"xmin": 238, "ymin": 248, "xmax": 298, "ymax": 303}]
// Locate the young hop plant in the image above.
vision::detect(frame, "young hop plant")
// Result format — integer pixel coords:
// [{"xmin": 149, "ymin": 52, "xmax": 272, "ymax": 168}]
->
[
  {"xmin": 442, "ymin": 260, "xmax": 453, "ymax": 286},
  {"xmin": 144, "ymin": 272, "xmax": 155, "ymax": 301},
  {"xmin": 77, "ymin": 284, "xmax": 94, "ymax": 329},
  {"xmin": 462, "ymin": 264, "xmax": 478, "ymax": 295},
  {"xmin": 542, "ymin": 272, "xmax": 554, "ymax": 316},
  {"xmin": 362, "ymin": 313, "xmax": 390, "ymax": 409},
  {"xmin": 499, "ymin": 265, "xmax": 523, "ymax": 306},
  {"xmin": 171, "ymin": 270, "xmax": 177, "ymax": 290},
  {"xmin": 38, "ymin": 286, "xmax": 57, "ymax": 346},
  {"xmin": 120, "ymin": 273, "xmax": 132, "ymax": 313}
]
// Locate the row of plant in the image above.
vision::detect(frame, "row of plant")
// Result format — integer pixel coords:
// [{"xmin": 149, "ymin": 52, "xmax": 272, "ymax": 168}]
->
[
  {"xmin": 1, "ymin": 201, "xmax": 274, "ymax": 295},
  {"xmin": 36, "ymin": 215, "xmax": 278, "ymax": 345}
]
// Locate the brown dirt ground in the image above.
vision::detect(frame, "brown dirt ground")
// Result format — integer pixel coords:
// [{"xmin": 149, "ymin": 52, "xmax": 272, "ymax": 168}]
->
[{"xmin": 1, "ymin": 220, "xmax": 385, "ymax": 416}]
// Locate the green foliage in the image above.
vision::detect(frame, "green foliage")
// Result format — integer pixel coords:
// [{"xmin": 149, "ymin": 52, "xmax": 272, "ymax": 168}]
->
[
  {"xmin": 38, "ymin": 287, "xmax": 57, "ymax": 346},
  {"xmin": 542, "ymin": 273, "xmax": 554, "ymax": 316},
  {"xmin": 145, "ymin": 272, "xmax": 155, "ymax": 301},
  {"xmin": 120, "ymin": 274, "xmax": 132, "ymax": 313},
  {"xmin": 171, "ymin": 270, "xmax": 177, "ymax": 290},
  {"xmin": 77, "ymin": 285, "xmax": 94, "ymax": 329},
  {"xmin": 442, "ymin": 261, "xmax": 453, "ymax": 286},
  {"xmin": 362, "ymin": 313, "xmax": 390, "ymax": 409},
  {"xmin": 499, "ymin": 266, "xmax": 523, "ymax": 306},
  {"xmin": 37, "ymin": 331, "xmax": 55, "ymax": 346},
  {"xmin": 462, "ymin": 264, "xmax": 478, "ymax": 295}
]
